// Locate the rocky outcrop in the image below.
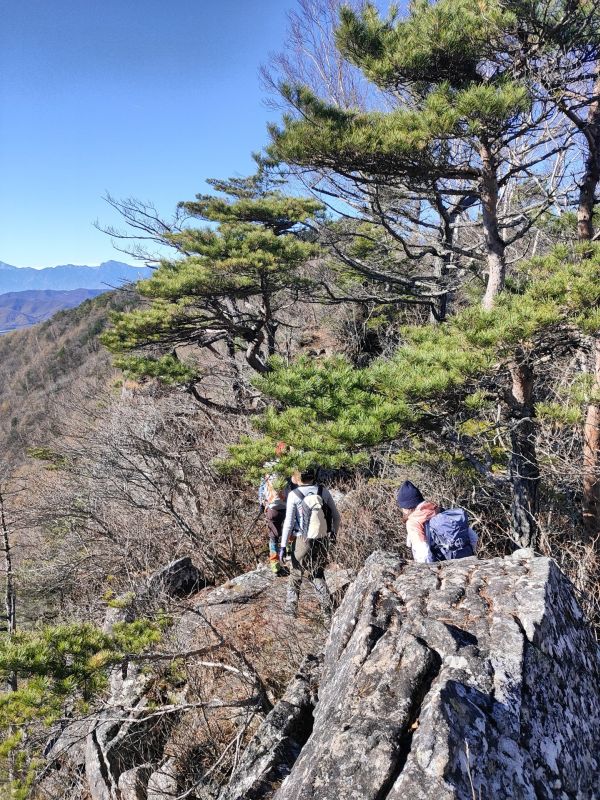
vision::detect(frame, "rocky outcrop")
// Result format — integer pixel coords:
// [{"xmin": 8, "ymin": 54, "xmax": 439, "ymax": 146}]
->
[
  {"xmin": 144, "ymin": 556, "xmax": 205, "ymax": 599},
  {"xmin": 42, "ymin": 559, "xmax": 347, "ymax": 800},
  {"xmin": 232, "ymin": 550, "xmax": 599, "ymax": 800},
  {"xmin": 42, "ymin": 550, "xmax": 600, "ymax": 800},
  {"xmin": 103, "ymin": 556, "xmax": 206, "ymax": 631}
]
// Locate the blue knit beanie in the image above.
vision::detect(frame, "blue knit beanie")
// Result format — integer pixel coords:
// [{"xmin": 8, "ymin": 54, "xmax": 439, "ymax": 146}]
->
[{"xmin": 396, "ymin": 480, "xmax": 424, "ymax": 509}]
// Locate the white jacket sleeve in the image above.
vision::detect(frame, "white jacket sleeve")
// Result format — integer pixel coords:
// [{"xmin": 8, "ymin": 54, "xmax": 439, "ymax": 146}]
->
[
  {"xmin": 412, "ymin": 538, "xmax": 433, "ymax": 564},
  {"xmin": 280, "ymin": 493, "xmax": 297, "ymax": 550}
]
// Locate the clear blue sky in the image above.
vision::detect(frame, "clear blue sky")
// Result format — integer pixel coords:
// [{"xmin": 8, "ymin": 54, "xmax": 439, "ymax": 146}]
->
[{"xmin": 0, "ymin": 0, "xmax": 294, "ymax": 268}]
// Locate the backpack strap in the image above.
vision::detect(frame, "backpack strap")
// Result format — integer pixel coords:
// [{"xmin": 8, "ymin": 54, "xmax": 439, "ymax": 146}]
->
[
  {"xmin": 293, "ymin": 487, "xmax": 316, "ymax": 537},
  {"xmin": 317, "ymin": 485, "xmax": 335, "ymax": 534},
  {"xmin": 424, "ymin": 508, "xmax": 444, "ymax": 549}
]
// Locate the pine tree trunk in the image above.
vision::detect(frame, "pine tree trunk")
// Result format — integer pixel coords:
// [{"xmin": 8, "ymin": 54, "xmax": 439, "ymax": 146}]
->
[
  {"xmin": 577, "ymin": 70, "xmax": 600, "ymax": 538},
  {"xmin": 479, "ymin": 139, "xmax": 506, "ymax": 310},
  {"xmin": 507, "ymin": 355, "xmax": 539, "ymax": 548},
  {"xmin": 583, "ymin": 338, "xmax": 600, "ymax": 539},
  {"xmin": 577, "ymin": 72, "xmax": 600, "ymax": 241},
  {"xmin": 226, "ymin": 336, "xmax": 245, "ymax": 408},
  {"xmin": 429, "ymin": 254, "xmax": 449, "ymax": 323},
  {"xmin": 261, "ymin": 283, "xmax": 277, "ymax": 357},
  {"xmin": 0, "ymin": 490, "xmax": 17, "ymax": 691},
  {"xmin": 430, "ymin": 191, "xmax": 477, "ymax": 323},
  {"xmin": 479, "ymin": 141, "xmax": 537, "ymax": 542}
]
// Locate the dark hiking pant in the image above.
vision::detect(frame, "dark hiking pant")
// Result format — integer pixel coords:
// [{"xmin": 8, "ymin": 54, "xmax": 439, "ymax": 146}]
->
[
  {"xmin": 285, "ymin": 536, "xmax": 332, "ymax": 617},
  {"xmin": 265, "ymin": 507, "xmax": 286, "ymax": 573}
]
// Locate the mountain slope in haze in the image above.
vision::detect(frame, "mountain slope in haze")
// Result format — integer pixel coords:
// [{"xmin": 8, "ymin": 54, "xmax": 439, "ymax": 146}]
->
[
  {"xmin": 0, "ymin": 288, "xmax": 104, "ymax": 331},
  {"xmin": 0, "ymin": 290, "xmax": 137, "ymax": 461},
  {"xmin": 0, "ymin": 260, "xmax": 151, "ymax": 293}
]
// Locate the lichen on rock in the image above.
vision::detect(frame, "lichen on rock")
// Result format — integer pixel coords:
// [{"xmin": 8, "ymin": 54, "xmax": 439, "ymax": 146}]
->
[
  {"xmin": 231, "ymin": 550, "xmax": 600, "ymax": 800},
  {"xmin": 42, "ymin": 551, "xmax": 600, "ymax": 800}
]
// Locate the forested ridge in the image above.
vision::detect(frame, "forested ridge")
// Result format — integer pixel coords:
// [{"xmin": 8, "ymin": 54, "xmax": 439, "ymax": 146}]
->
[{"xmin": 1, "ymin": 1, "xmax": 600, "ymax": 797}]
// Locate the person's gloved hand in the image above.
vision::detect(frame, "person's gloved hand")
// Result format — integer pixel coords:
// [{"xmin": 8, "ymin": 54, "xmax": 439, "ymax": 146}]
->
[{"xmin": 279, "ymin": 547, "xmax": 287, "ymax": 565}]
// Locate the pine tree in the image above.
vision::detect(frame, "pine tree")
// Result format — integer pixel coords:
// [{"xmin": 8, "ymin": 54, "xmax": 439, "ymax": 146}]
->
[
  {"xmin": 268, "ymin": 0, "xmax": 562, "ymax": 312},
  {"xmin": 261, "ymin": 0, "xmax": 600, "ymax": 544},
  {"xmin": 102, "ymin": 174, "xmax": 323, "ymax": 407},
  {"xmin": 223, "ymin": 244, "xmax": 599, "ymax": 545}
]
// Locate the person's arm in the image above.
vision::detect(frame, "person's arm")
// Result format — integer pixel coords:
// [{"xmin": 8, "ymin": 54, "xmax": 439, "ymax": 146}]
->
[
  {"xmin": 322, "ymin": 488, "xmax": 341, "ymax": 534},
  {"xmin": 406, "ymin": 517, "xmax": 432, "ymax": 563},
  {"xmin": 406, "ymin": 516, "xmax": 427, "ymax": 544},
  {"xmin": 280, "ymin": 492, "xmax": 297, "ymax": 551}
]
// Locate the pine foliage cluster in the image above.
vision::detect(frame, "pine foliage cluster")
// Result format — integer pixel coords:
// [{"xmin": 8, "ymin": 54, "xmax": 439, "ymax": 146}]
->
[
  {"xmin": 269, "ymin": 0, "xmax": 529, "ymax": 177},
  {"xmin": 4, "ymin": 2, "xmax": 600, "ymax": 794},
  {"xmin": 223, "ymin": 246, "xmax": 600, "ymax": 478},
  {"xmin": 102, "ymin": 175, "xmax": 324, "ymax": 383}
]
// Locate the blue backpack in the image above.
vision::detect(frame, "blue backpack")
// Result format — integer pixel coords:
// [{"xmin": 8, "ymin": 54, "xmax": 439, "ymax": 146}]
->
[{"xmin": 425, "ymin": 508, "xmax": 474, "ymax": 562}]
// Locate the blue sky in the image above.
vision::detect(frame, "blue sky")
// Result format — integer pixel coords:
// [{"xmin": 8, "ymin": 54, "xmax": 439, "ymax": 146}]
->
[{"xmin": 0, "ymin": 0, "xmax": 294, "ymax": 268}]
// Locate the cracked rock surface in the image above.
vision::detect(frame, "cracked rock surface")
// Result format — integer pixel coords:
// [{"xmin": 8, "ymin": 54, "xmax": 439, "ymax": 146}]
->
[
  {"xmin": 217, "ymin": 654, "xmax": 321, "ymax": 800},
  {"xmin": 260, "ymin": 550, "xmax": 600, "ymax": 800},
  {"xmin": 42, "ymin": 551, "xmax": 599, "ymax": 800}
]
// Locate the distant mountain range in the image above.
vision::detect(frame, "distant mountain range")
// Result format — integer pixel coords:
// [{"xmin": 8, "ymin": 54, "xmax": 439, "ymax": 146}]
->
[
  {"xmin": 0, "ymin": 289, "xmax": 105, "ymax": 332},
  {"xmin": 0, "ymin": 260, "xmax": 151, "ymax": 294},
  {"xmin": 0, "ymin": 260, "xmax": 151, "ymax": 332}
]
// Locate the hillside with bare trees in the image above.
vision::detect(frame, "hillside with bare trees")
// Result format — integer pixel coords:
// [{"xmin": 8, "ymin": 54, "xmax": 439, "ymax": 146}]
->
[{"xmin": 1, "ymin": 1, "xmax": 599, "ymax": 798}]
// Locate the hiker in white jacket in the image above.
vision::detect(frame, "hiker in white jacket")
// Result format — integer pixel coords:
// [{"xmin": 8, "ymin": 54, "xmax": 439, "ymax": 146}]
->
[{"xmin": 279, "ymin": 467, "xmax": 340, "ymax": 620}]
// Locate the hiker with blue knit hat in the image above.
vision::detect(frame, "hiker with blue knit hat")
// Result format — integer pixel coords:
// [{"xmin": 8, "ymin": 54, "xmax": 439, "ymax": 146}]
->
[{"xmin": 397, "ymin": 480, "xmax": 478, "ymax": 563}]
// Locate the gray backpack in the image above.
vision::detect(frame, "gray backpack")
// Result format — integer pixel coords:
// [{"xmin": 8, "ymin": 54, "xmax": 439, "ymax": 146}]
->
[{"xmin": 294, "ymin": 487, "xmax": 332, "ymax": 540}]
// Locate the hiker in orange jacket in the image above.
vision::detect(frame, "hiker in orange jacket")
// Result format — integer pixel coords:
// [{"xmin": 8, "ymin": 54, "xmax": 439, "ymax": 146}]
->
[{"xmin": 258, "ymin": 441, "xmax": 290, "ymax": 574}]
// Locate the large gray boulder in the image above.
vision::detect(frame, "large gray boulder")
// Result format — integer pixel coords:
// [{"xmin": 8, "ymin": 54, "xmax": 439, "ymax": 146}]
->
[
  {"xmin": 103, "ymin": 556, "xmax": 206, "ymax": 632},
  {"xmin": 229, "ymin": 550, "xmax": 599, "ymax": 800},
  {"xmin": 146, "ymin": 758, "xmax": 178, "ymax": 799},
  {"xmin": 118, "ymin": 765, "xmax": 155, "ymax": 800}
]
